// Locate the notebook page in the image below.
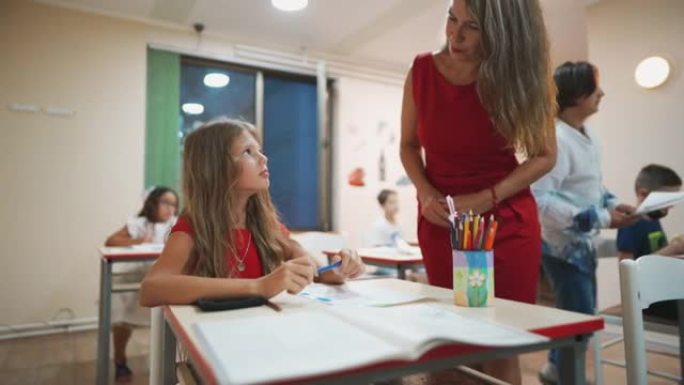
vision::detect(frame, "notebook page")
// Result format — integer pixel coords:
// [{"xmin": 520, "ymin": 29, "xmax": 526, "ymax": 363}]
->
[
  {"xmin": 193, "ymin": 312, "xmax": 406, "ymax": 384},
  {"xmin": 328, "ymin": 303, "xmax": 548, "ymax": 359}
]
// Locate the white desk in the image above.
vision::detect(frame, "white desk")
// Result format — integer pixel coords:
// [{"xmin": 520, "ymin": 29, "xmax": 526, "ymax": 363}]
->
[
  {"xmin": 96, "ymin": 246, "xmax": 162, "ymax": 385},
  {"xmin": 157, "ymin": 278, "xmax": 603, "ymax": 385},
  {"xmin": 325, "ymin": 247, "xmax": 424, "ymax": 279}
]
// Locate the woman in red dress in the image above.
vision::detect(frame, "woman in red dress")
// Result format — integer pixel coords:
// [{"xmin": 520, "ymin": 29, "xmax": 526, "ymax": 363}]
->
[{"xmin": 400, "ymin": 0, "xmax": 557, "ymax": 383}]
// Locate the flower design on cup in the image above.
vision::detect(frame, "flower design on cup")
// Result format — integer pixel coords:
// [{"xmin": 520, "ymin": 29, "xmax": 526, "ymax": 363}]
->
[{"xmin": 468, "ymin": 270, "xmax": 486, "ymax": 288}]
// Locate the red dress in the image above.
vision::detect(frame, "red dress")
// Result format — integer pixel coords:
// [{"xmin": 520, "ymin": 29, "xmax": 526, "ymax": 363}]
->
[{"xmin": 412, "ymin": 53, "xmax": 541, "ymax": 304}]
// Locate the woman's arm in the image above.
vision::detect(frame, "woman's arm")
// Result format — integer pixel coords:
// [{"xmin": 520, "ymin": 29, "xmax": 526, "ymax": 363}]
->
[
  {"xmin": 105, "ymin": 225, "xmax": 150, "ymax": 247},
  {"xmin": 399, "ymin": 68, "xmax": 449, "ymax": 227},
  {"xmin": 140, "ymin": 232, "xmax": 316, "ymax": 307},
  {"xmin": 453, "ymin": 125, "xmax": 558, "ymax": 214}
]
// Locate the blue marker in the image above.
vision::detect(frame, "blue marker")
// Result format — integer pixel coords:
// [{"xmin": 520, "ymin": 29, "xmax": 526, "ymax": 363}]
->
[{"xmin": 316, "ymin": 260, "xmax": 342, "ymax": 274}]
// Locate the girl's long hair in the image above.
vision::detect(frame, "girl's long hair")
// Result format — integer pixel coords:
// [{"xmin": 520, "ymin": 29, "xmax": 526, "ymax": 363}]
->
[
  {"xmin": 467, "ymin": 0, "xmax": 557, "ymax": 157},
  {"xmin": 181, "ymin": 118, "xmax": 291, "ymax": 277}
]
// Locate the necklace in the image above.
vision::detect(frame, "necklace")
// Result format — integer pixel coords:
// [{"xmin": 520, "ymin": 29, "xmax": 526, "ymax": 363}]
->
[{"xmin": 234, "ymin": 232, "xmax": 251, "ymax": 273}]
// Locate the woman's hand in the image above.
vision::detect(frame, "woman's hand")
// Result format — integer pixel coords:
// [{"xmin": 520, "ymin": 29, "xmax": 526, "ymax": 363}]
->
[
  {"xmin": 418, "ymin": 185, "xmax": 449, "ymax": 227},
  {"xmin": 257, "ymin": 256, "xmax": 314, "ymax": 298},
  {"xmin": 318, "ymin": 249, "xmax": 365, "ymax": 284},
  {"xmin": 452, "ymin": 190, "xmax": 492, "ymax": 215}
]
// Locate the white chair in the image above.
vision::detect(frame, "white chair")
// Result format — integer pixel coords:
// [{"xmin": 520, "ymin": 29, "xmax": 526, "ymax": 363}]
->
[
  {"xmin": 619, "ymin": 254, "xmax": 684, "ymax": 385},
  {"xmin": 290, "ymin": 231, "xmax": 346, "ymax": 266}
]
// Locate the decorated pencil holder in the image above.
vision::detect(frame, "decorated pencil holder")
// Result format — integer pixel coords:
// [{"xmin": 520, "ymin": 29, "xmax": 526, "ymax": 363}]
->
[{"xmin": 453, "ymin": 249, "xmax": 494, "ymax": 307}]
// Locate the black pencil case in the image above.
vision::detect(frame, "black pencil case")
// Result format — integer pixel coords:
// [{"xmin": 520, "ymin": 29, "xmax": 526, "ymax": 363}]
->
[{"xmin": 195, "ymin": 296, "xmax": 267, "ymax": 312}]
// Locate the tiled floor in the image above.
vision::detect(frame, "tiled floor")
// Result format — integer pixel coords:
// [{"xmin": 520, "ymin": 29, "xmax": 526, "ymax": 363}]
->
[{"xmin": 0, "ymin": 328, "xmax": 150, "ymax": 385}]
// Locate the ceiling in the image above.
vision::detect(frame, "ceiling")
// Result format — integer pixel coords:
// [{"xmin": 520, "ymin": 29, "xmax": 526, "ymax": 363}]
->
[{"xmin": 35, "ymin": 0, "xmax": 601, "ymax": 74}]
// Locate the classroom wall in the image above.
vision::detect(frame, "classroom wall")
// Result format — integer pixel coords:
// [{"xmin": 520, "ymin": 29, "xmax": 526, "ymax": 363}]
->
[
  {"xmin": 587, "ymin": 0, "xmax": 684, "ymax": 237},
  {"xmin": 0, "ymin": 1, "xmax": 149, "ymax": 325},
  {"xmin": 332, "ymin": 77, "xmax": 418, "ymax": 248}
]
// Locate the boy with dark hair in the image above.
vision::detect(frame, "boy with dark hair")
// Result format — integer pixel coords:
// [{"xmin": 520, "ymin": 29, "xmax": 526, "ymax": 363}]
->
[{"xmin": 618, "ymin": 164, "xmax": 684, "ymax": 320}]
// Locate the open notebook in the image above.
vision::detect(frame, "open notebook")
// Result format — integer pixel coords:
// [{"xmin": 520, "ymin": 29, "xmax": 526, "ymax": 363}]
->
[
  {"xmin": 193, "ymin": 303, "xmax": 548, "ymax": 384},
  {"xmin": 635, "ymin": 191, "xmax": 684, "ymax": 214}
]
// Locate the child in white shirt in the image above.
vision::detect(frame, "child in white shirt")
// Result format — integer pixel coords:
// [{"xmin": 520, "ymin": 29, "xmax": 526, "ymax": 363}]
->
[{"xmin": 104, "ymin": 186, "xmax": 178, "ymax": 382}]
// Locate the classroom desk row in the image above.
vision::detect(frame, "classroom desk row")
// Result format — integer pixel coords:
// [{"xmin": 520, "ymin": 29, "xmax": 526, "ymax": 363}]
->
[
  {"xmin": 97, "ymin": 247, "xmax": 602, "ymax": 385},
  {"xmin": 159, "ymin": 278, "xmax": 602, "ymax": 385}
]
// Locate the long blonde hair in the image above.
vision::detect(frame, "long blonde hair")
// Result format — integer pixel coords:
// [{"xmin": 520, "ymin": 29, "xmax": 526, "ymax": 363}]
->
[
  {"xmin": 181, "ymin": 118, "xmax": 291, "ymax": 277},
  {"xmin": 467, "ymin": 0, "xmax": 556, "ymax": 157}
]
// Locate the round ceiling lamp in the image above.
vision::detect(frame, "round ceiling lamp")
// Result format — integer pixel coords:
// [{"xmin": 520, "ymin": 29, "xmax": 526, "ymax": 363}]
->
[
  {"xmin": 271, "ymin": 0, "xmax": 308, "ymax": 12},
  {"xmin": 635, "ymin": 56, "xmax": 671, "ymax": 89},
  {"xmin": 204, "ymin": 73, "xmax": 230, "ymax": 88}
]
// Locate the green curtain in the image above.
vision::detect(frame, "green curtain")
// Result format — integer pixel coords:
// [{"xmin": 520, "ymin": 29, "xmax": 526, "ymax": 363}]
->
[{"xmin": 145, "ymin": 49, "xmax": 180, "ymax": 191}]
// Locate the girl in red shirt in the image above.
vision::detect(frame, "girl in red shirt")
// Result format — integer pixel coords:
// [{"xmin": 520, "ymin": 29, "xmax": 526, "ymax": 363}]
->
[{"xmin": 140, "ymin": 119, "xmax": 364, "ymax": 307}]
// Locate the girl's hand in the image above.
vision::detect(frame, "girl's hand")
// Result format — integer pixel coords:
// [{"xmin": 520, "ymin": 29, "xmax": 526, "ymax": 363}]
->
[
  {"xmin": 318, "ymin": 249, "xmax": 365, "ymax": 284},
  {"xmin": 257, "ymin": 256, "xmax": 314, "ymax": 298},
  {"xmin": 418, "ymin": 186, "xmax": 449, "ymax": 227}
]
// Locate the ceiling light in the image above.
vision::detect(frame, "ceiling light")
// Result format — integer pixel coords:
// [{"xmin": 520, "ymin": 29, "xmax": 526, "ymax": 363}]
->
[
  {"xmin": 204, "ymin": 73, "xmax": 230, "ymax": 88},
  {"xmin": 271, "ymin": 0, "xmax": 308, "ymax": 12},
  {"xmin": 182, "ymin": 103, "xmax": 204, "ymax": 115},
  {"xmin": 635, "ymin": 56, "xmax": 671, "ymax": 89}
]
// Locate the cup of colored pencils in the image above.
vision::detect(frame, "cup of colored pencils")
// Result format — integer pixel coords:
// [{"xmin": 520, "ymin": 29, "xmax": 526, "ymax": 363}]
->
[{"xmin": 446, "ymin": 196, "xmax": 498, "ymax": 307}]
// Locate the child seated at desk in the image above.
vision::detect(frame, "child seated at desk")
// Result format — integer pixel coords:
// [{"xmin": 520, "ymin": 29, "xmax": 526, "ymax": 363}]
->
[
  {"xmin": 140, "ymin": 119, "xmax": 365, "ymax": 308},
  {"xmin": 104, "ymin": 186, "xmax": 178, "ymax": 382},
  {"xmin": 617, "ymin": 164, "xmax": 684, "ymax": 321}
]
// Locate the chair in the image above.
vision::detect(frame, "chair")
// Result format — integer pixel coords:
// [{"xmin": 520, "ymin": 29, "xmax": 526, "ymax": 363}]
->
[
  {"xmin": 619, "ymin": 254, "xmax": 684, "ymax": 385},
  {"xmin": 290, "ymin": 231, "xmax": 346, "ymax": 266}
]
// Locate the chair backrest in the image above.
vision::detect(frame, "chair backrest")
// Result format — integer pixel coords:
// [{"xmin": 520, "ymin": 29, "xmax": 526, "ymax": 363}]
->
[
  {"xmin": 619, "ymin": 255, "xmax": 684, "ymax": 385},
  {"xmin": 290, "ymin": 232, "xmax": 345, "ymax": 266}
]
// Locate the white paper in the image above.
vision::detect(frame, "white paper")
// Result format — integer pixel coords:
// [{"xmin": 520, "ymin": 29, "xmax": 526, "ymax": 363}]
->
[
  {"xmin": 193, "ymin": 312, "xmax": 404, "ymax": 384},
  {"xmin": 329, "ymin": 304, "xmax": 549, "ymax": 350},
  {"xmin": 635, "ymin": 191, "xmax": 684, "ymax": 214},
  {"xmin": 193, "ymin": 303, "xmax": 548, "ymax": 384},
  {"xmin": 357, "ymin": 246, "xmax": 422, "ymax": 260},
  {"xmin": 299, "ymin": 283, "xmax": 426, "ymax": 307}
]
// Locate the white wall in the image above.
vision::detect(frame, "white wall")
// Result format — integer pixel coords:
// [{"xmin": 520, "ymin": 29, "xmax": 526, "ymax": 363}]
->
[
  {"xmin": 587, "ymin": 0, "xmax": 684, "ymax": 237},
  {"xmin": 0, "ymin": 0, "xmax": 149, "ymax": 325},
  {"xmin": 333, "ymin": 77, "xmax": 418, "ymax": 248}
]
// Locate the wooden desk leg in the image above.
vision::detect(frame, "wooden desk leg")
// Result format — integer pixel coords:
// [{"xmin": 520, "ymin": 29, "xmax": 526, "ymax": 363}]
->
[
  {"xmin": 558, "ymin": 334, "xmax": 588, "ymax": 385},
  {"xmin": 96, "ymin": 259, "xmax": 112, "ymax": 385},
  {"xmin": 161, "ymin": 315, "xmax": 177, "ymax": 385}
]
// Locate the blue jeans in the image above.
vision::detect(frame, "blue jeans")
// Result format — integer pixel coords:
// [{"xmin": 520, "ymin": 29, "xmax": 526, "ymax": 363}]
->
[{"xmin": 541, "ymin": 254, "xmax": 596, "ymax": 366}]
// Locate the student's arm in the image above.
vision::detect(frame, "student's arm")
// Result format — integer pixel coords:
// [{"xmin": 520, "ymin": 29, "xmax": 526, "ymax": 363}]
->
[
  {"xmin": 139, "ymin": 232, "xmax": 315, "ymax": 307},
  {"xmin": 657, "ymin": 239, "xmax": 684, "ymax": 257},
  {"xmin": 105, "ymin": 226, "xmax": 150, "ymax": 247},
  {"xmin": 618, "ymin": 251, "xmax": 635, "ymax": 261},
  {"xmin": 530, "ymin": 144, "xmax": 579, "ymax": 231},
  {"xmin": 399, "ymin": 68, "xmax": 449, "ymax": 227}
]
